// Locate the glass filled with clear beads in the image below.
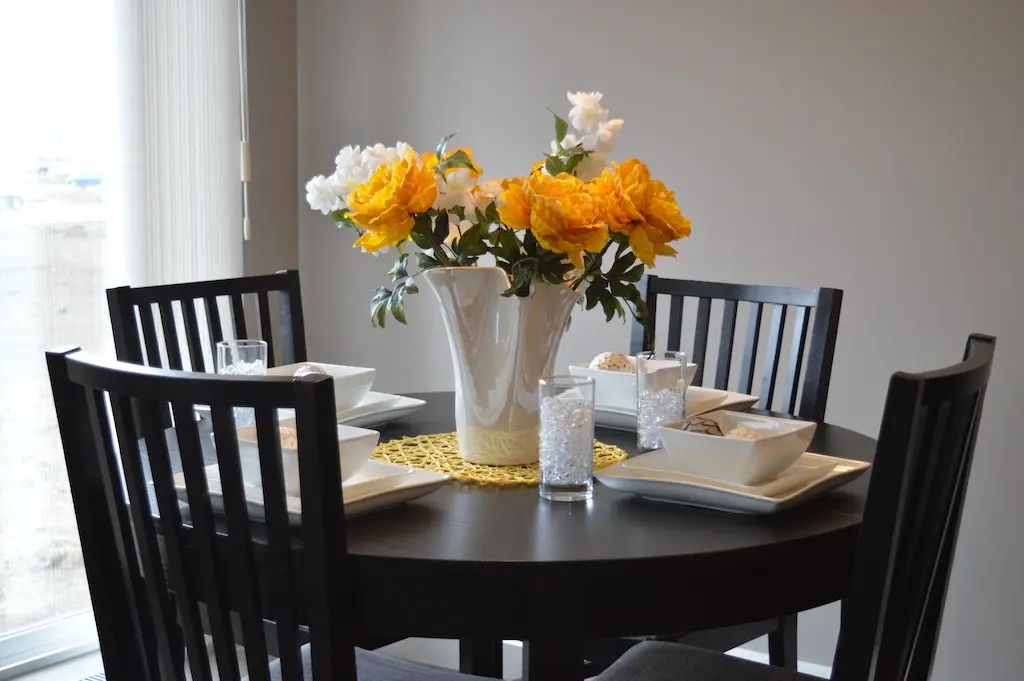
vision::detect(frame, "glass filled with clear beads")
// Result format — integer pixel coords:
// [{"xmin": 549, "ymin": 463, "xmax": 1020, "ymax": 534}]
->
[
  {"xmin": 538, "ymin": 375, "xmax": 596, "ymax": 502},
  {"xmin": 637, "ymin": 350, "xmax": 687, "ymax": 452},
  {"xmin": 216, "ymin": 339, "xmax": 268, "ymax": 427}
]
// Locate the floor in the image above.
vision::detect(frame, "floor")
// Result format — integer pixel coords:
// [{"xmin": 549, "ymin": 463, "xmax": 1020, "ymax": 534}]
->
[
  {"xmin": 7, "ymin": 639, "xmax": 527, "ymax": 681},
  {"xmin": 10, "ymin": 639, "xmax": 832, "ymax": 681}
]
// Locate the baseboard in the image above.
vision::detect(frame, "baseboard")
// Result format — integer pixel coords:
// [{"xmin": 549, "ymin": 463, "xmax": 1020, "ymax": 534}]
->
[{"xmin": 729, "ymin": 647, "xmax": 833, "ymax": 678}]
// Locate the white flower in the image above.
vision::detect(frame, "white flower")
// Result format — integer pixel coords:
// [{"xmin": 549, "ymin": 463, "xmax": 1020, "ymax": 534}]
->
[
  {"xmin": 581, "ymin": 119, "xmax": 623, "ymax": 153},
  {"xmin": 475, "ymin": 178, "xmax": 505, "ymax": 203},
  {"xmin": 574, "ymin": 152, "xmax": 608, "ymax": 182},
  {"xmin": 335, "ymin": 145, "xmax": 362, "ymax": 168},
  {"xmin": 305, "ymin": 174, "xmax": 344, "ymax": 215},
  {"xmin": 561, "ymin": 133, "xmax": 582, "ymax": 150},
  {"xmin": 434, "ymin": 167, "xmax": 479, "ymax": 212},
  {"xmin": 360, "ymin": 245, "xmax": 389, "ymax": 257},
  {"xmin": 444, "ymin": 217, "xmax": 474, "ymax": 245},
  {"xmin": 567, "ymin": 91, "xmax": 608, "ymax": 134}
]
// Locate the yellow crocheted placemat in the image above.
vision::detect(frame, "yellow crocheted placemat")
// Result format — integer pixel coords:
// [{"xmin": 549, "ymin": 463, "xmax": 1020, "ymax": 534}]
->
[{"xmin": 372, "ymin": 431, "xmax": 629, "ymax": 487}]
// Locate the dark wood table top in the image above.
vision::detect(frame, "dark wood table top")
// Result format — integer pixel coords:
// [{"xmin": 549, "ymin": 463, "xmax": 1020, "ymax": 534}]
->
[
  {"xmin": 336, "ymin": 392, "xmax": 876, "ymax": 639},
  {"xmin": 166, "ymin": 392, "xmax": 875, "ymax": 642}
]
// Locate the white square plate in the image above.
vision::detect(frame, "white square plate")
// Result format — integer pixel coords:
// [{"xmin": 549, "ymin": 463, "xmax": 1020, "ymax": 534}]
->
[
  {"xmin": 595, "ymin": 450, "xmax": 869, "ymax": 514},
  {"xmin": 173, "ymin": 459, "xmax": 449, "ymax": 522}
]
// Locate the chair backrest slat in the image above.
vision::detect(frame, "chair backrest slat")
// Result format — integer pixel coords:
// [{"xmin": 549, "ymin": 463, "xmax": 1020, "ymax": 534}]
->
[
  {"xmin": 204, "ymin": 295, "xmax": 226, "ymax": 352},
  {"xmin": 633, "ymin": 276, "xmax": 842, "ymax": 420},
  {"xmin": 172, "ymin": 401, "xmax": 241, "ymax": 681},
  {"xmin": 231, "ymin": 293, "xmax": 249, "ymax": 340},
  {"xmin": 182, "ymin": 300, "xmax": 207, "ymax": 373},
  {"xmin": 48, "ymin": 349, "xmax": 354, "ymax": 681},
  {"xmin": 158, "ymin": 301, "xmax": 184, "ymax": 370},
  {"xmin": 832, "ymin": 334, "xmax": 995, "ymax": 681},
  {"xmin": 758, "ymin": 304, "xmax": 788, "ymax": 411},
  {"xmin": 107, "ymin": 270, "xmax": 306, "ymax": 375},
  {"xmin": 253, "ymin": 405, "xmax": 305, "ymax": 680},
  {"xmin": 258, "ymin": 290, "xmax": 276, "ymax": 366},
  {"xmin": 139, "ymin": 304, "xmax": 163, "ymax": 367},
  {"xmin": 665, "ymin": 296, "xmax": 684, "ymax": 352},
  {"xmin": 209, "ymin": 405, "xmax": 272, "ymax": 681},
  {"xmin": 139, "ymin": 397, "xmax": 216, "ymax": 681},
  {"xmin": 691, "ymin": 298, "xmax": 711, "ymax": 385},
  {"xmin": 738, "ymin": 302, "xmax": 763, "ymax": 395},
  {"xmin": 783, "ymin": 305, "xmax": 811, "ymax": 414},
  {"xmin": 714, "ymin": 300, "xmax": 738, "ymax": 390},
  {"xmin": 107, "ymin": 392, "xmax": 181, "ymax": 681}
]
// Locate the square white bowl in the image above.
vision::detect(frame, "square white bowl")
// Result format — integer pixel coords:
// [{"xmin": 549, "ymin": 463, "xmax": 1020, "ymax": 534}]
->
[
  {"xmin": 569, "ymin": 360, "xmax": 698, "ymax": 412},
  {"xmin": 658, "ymin": 411, "xmax": 817, "ymax": 485},
  {"xmin": 230, "ymin": 420, "xmax": 379, "ymax": 496},
  {"xmin": 266, "ymin": 362, "xmax": 375, "ymax": 413}
]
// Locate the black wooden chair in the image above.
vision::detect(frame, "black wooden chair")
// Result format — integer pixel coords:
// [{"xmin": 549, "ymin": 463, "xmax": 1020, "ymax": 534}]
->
[
  {"xmin": 585, "ymin": 277, "xmax": 844, "ymax": 674},
  {"xmin": 630, "ymin": 276, "xmax": 843, "ymax": 422},
  {"xmin": 107, "ymin": 269, "xmax": 307, "ymax": 372},
  {"xmin": 45, "ymin": 348, "xmax": 492, "ymax": 681},
  {"xmin": 595, "ymin": 334, "xmax": 996, "ymax": 681}
]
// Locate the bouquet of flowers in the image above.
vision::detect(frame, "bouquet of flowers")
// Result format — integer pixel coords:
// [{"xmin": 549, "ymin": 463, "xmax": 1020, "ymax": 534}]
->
[{"xmin": 306, "ymin": 91, "xmax": 691, "ymax": 327}]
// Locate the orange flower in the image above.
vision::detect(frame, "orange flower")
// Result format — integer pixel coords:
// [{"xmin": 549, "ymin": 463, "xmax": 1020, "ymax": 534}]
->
[
  {"xmin": 346, "ymin": 151, "xmax": 438, "ymax": 252},
  {"xmin": 595, "ymin": 158, "xmax": 690, "ymax": 267},
  {"xmin": 498, "ymin": 172, "xmax": 608, "ymax": 267}
]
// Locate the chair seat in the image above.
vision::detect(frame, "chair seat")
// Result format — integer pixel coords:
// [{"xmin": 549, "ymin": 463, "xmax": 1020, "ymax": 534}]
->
[
  {"xmin": 596, "ymin": 641, "xmax": 817, "ymax": 681},
  {"xmin": 259, "ymin": 645, "xmax": 494, "ymax": 681}
]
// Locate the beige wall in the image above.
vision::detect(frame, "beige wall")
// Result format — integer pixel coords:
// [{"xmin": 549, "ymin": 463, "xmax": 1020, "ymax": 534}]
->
[
  {"xmin": 244, "ymin": 0, "xmax": 299, "ymax": 276},
  {"xmin": 298, "ymin": 1, "xmax": 1024, "ymax": 677}
]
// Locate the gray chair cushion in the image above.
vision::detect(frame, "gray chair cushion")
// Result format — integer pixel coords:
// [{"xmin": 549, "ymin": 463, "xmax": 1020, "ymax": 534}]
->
[
  {"xmin": 596, "ymin": 641, "xmax": 817, "ymax": 681},
  {"xmin": 259, "ymin": 644, "xmax": 492, "ymax": 681}
]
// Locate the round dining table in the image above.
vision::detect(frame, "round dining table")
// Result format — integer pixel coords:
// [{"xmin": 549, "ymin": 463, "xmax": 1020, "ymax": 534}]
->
[{"xmin": 342, "ymin": 392, "xmax": 876, "ymax": 681}]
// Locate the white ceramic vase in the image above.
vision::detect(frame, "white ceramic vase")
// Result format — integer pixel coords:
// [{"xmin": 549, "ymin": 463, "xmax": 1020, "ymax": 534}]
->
[{"xmin": 421, "ymin": 267, "xmax": 579, "ymax": 465}]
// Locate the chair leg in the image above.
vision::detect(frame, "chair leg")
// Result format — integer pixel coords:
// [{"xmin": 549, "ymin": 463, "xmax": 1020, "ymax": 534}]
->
[{"xmin": 768, "ymin": 614, "xmax": 798, "ymax": 669}]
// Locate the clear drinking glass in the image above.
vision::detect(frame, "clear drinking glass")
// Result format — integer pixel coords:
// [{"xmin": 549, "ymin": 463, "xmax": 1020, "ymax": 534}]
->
[
  {"xmin": 216, "ymin": 340, "xmax": 268, "ymax": 426},
  {"xmin": 538, "ymin": 376, "xmax": 597, "ymax": 502},
  {"xmin": 637, "ymin": 350, "xmax": 687, "ymax": 452}
]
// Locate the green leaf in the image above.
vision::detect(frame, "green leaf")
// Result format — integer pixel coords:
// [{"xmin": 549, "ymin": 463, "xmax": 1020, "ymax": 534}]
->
[
  {"xmin": 609, "ymin": 251, "xmax": 637, "ymax": 277},
  {"xmin": 458, "ymin": 223, "xmax": 488, "ymax": 256},
  {"xmin": 435, "ymin": 132, "xmax": 457, "ymax": 158},
  {"xmin": 562, "ymin": 152, "xmax": 588, "ymax": 176},
  {"xmin": 550, "ymin": 109, "xmax": 569, "ymax": 145},
  {"xmin": 502, "ymin": 259, "xmax": 535, "ymax": 297},
  {"xmin": 452, "ymin": 205, "xmax": 466, "ymax": 221},
  {"xmin": 484, "ymin": 201, "xmax": 500, "ymax": 225},
  {"xmin": 417, "ymin": 252, "xmax": 440, "ymax": 269},
  {"xmin": 597, "ymin": 291, "xmax": 625, "ymax": 322},
  {"xmin": 389, "ymin": 285, "xmax": 407, "ymax": 324},
  {"xmin": 370, "ymin": 287, "xmax": 392, "ymax": 328},
  {"xmin": 433, "ymin": 211, "xmax": 450, "ymax": 244},
  {"xmin": 386, "ymin": 253, "xmax": 409, "ymax": 283},
  {"xmin": 609, "ymin": 279, "xmax": 633, "ymax": 298},
  {"xmin": 404, "ymin": 278, "xmax": 419, "ymax": 295},
  {"xmin": 441, "ymin": 149, "xmax": 479, "ymax": 174},
  {"xmin": 622, "ymin": 264, "xmax": 645, "ymax": 282},
  {"xmin": 523, "ymin": 229, "xmax": 539, "ymax": 255},
  {"xmin": 545, "ymin": 155, "xmax": 564, "ymax": 176},
  {"xmin": 585, "ymin": 278, "xmax": 607, "ymax": 311},
  {"xmin": 494, "ymin": 229, "xmax": 522, "ymax": 260},
  {"xmin": 410, "ymin": 229, "xmax": 433, "ymax": 251}
]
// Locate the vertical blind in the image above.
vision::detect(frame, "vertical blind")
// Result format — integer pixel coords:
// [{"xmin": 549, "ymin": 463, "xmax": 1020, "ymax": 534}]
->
[{"xmin": 114, "ymin": 0, "xmax": 243, "ymax": 287}]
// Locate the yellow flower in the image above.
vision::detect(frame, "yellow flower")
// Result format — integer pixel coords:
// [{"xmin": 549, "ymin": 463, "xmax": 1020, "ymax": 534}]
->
[
  {"xmin": 595, "ymin": 158, "xmax": 690, "ymax": 267},
  {"xmin": 498, "ymin": 172, "xmax": 608, "ymax": 267},
  {"xmin": 346, "ymin": 150, "xmax": 438, "ymax": 252}
]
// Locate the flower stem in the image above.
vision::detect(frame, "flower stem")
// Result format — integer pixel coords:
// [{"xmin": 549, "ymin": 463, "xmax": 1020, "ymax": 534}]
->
[{"xmin": 570, "ymin": 241, "xmax": 613, "ymax": 290}]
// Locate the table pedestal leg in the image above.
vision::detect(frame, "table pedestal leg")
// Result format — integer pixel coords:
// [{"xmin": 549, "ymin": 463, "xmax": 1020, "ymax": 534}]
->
[
  {"xmin": 460, "ymin": 637, "xmax": 503, "ymax": 678},
  {"xmin": 523, "ymin": 638, "xmax": 584, "ymax": 681}
]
